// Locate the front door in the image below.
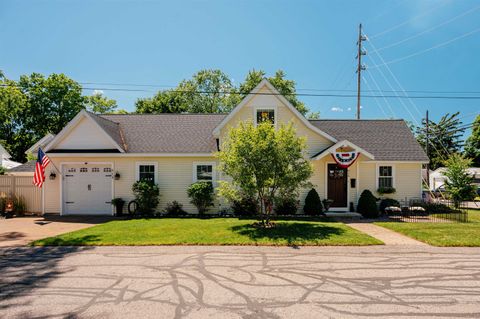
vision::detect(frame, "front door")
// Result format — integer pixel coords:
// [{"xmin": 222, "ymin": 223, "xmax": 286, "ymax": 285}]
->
[{"xmin": 327, "ymin": 164, "xmax": 347, "ymax": 208}]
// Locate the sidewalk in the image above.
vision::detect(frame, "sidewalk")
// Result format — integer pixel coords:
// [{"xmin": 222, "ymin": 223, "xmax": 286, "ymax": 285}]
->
[{"xmin": 346, "ymin": 222, "xmax": 428, "ymax": 246}]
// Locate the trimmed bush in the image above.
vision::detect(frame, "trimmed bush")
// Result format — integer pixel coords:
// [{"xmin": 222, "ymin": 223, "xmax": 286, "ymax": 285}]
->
[
  {"xmin": 274, "ymin": 196, "xmax": 298, "ymax": 215},
  {"xmin": 232, "ymin": 196, "xmax": 258, "ymax": 217},
  {"xmin": 379, "ymin": 198, "xmax": 400, "ymax": 214},
  {"xmin": 357, "ymin": 190, "xmax": 379, "ymax": 218},
  {"xmin": 187, "ymin": 182, "xmax": 214, "ymax": 215},
  {"xmin": 132, "ymin": 181, "xmax": 160, "ymax": 215},
  {"xmin": 303, "ymin": 188, "xmax": 323, "ymax": 216},
  {"xmin": 377, "ymin": 187, "xmax": 396, "ymax": 195},
  {"xmin": 424, "ymin": 203, "xmax": 455, "ymax": 214},
  {"xmin": 163, "ymin": 201, "xmax": 187, "ymax": 216}
]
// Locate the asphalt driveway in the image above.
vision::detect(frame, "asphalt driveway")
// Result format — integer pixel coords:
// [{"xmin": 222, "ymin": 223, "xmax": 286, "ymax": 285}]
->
[
  {"xmin": 0, "ymin": 216, "xmax": 111, "ymax": 246},
  {"xmin": 1, "ymin": 246, "xmax": 480, "ymax": 318}
]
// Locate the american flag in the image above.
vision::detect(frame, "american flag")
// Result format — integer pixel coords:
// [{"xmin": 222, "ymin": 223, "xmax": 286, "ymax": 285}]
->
[{"xmin": 33, "ymin": 147, "xmax": 51, "ymax": 188}]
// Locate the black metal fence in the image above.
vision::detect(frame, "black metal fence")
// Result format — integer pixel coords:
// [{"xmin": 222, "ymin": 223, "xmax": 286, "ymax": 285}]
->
[{"xmin": 385, "ymin": 198, "xmax": 469, "ymax": 223}]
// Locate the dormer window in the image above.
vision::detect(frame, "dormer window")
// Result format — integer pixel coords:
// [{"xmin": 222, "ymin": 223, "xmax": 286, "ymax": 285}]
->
[{"xmin": 255, "ymin": 108, "xmax": 275, "ymax": 126}]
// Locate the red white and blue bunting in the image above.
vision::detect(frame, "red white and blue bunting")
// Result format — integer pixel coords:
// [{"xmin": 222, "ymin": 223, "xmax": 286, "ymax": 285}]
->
[{"xmin": 331, "ymin": 151, "xmax": 360, "ymax": 168}]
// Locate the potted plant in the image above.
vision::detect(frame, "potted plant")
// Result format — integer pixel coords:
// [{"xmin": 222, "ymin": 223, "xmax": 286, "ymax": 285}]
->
[
  {"xmin": 322, "ymin": 199, "xmax": 334, "ymax": 212},
  {"xmin": 111, "ymin": 198, "xmax": 125, "ymax": 216}
]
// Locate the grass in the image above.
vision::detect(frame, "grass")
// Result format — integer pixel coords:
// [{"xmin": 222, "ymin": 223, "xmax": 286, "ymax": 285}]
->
[
  {"xmin": 32, "ymin": 218, "xmax": 382, "ymax": 246},
  {"xmin": 376, "ymin": 210, "xmax": 480, "ymax": 247}
]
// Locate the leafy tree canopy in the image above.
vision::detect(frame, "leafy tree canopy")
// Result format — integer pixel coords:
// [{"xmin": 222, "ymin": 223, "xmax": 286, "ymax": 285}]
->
[
  {"xmin": 218, "ymin": 121, "xmax": 313, "ymax": 227},
  {"xmin": 465, "ymin": 115, "xmax": 480, "ymax": 167},
  {"xmin": 86, "ymin": 91, "xmax": 119, "ymax": 114},
  {"xmin": 443, "ymin": 153, "xmax": 477, "ymax": 207},
  {"xmin": 415, "ymin": 112, "xmax": 465, "ymax": 170}
]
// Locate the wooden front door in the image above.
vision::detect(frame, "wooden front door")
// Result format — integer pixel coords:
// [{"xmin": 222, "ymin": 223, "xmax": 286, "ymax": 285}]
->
[{"xmin": 327, "ymin": 164, "xmax": 348, "ymax": 208}]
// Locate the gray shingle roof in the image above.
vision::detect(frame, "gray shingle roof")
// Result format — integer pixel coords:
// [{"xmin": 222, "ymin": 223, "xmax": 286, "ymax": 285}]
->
[
  {"xmin": 309, "ymin": 119, "xmax": 428, "ymax": 161},
  {"xmin": 7, "ymin": 160, "xmax": 36, "ymax": 172},
  {"xmin": 100, "ymin": 114, "xmax": 227, "ymax": 153},
  {"xmin": 88, "ymin": 112, "xmax": 126, "ymax": 151}
]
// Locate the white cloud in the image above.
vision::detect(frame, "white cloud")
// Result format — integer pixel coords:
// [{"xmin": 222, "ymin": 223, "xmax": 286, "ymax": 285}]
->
[
  {"xmin": 331, "ymin": 107, "xmax": 344, "ymax": 112},
  {"xmin": 92, "ymin": 89, "xmax": 104, "ymax": 96},
  {"xmin": 347, "ymin": 107, "xmax": 352, "ymax": 111}
]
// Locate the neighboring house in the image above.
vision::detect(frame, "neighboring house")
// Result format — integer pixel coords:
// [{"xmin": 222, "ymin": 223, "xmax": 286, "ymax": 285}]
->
[
  {"xmin": 0, "ymin": 143, "xmax": 21, "ymax": 170},
  {"xmin": 41, "ymin": 79, "xmax": 428, "ymax": 215},
  {"xmin": 429, "ymin": 167, "xmax": 480, "ymax": 190},
  {"xmin": 6, "ymin": 134, "xmax": 55, "ymax": 176}
]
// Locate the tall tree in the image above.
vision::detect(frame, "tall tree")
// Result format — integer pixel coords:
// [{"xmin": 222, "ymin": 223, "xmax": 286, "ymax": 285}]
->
[
  {"xmin": 239, "ymin": 69, "xmax": 309, "ymax": 115},
  {"xmin": 136, "ymin": 89, "xmax": 188, "ymax": 114},
  {"xmin": 86, "ymin": 91, "xmax": 118, "ymax": 114},
  {"xmin": 415, "ymin": 112, "xmax": 465, "ymax": 170},
  {"xmin": 443, "ymin": 153, "xmax": 477, "ymax": 207},
  {"xmin": 218, "ymin": 121, "xmax": 313, "ymax": 227},
  {"xmin": 465, "ymin": 115, "xmax": 480, "ymax": 167}
]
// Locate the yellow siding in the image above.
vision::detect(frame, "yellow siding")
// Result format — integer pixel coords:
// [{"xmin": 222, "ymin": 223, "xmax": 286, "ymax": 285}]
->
[{"xmin": 44, "ymin": 156, "xmax": 219, "ymax": 214}]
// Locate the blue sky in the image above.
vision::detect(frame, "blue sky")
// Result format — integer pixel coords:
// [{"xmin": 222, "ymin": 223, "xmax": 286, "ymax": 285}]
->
[{"xmin": 1, "ymin": 0, "xmax": 479, "ymax": 133}]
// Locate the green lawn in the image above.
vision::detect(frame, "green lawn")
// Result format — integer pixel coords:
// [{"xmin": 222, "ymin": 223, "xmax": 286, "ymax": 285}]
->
[
  {"xmin": 32, "ymin": 218, "xmax": 382, "ymax": 246},
  {"xmin": 376, "ymin": 210, "xmax": 480, "ymax": 247}
]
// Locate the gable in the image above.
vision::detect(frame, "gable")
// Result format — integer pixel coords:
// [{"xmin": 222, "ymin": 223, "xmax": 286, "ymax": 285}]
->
[
  {"xmin": 47, "ymin": 113, "xmax": 122, "ymax": 151},
  {"xmin": 216, "ymin": 80, "xmax": 336, "ymax": 157}
]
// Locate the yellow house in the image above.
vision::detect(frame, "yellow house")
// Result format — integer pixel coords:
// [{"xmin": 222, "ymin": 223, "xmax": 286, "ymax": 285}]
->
[{"xmin": 42, "ymin": 79, "xmax": 428, "ymax": 215}]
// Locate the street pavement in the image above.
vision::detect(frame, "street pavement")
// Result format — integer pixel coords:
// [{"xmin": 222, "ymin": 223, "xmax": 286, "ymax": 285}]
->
[{"xmin": 1, "ymin": 245, "xmax": 480, "ymax": 318}]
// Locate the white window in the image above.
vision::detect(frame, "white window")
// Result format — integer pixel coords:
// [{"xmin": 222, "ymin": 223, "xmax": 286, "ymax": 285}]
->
[
  {"xmin": 378, "ymin": 166, "xmax": 394, "ymax": 188},
  {"xmin": 136, "ymin": 162, "xmax": 157, "ymax": 184},
  {"xmin": 255, "ymin": 108, "xmax": 275, "ymax": 126},
  {"xmin": 193, "ymin": 162, "xmax": 215, "ymax": 183}
]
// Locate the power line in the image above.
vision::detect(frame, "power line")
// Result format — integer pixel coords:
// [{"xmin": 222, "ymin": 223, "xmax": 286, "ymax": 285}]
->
[
  {"xmin": 370, "ymin": 26, "xmax": 480, "ymax": 68},
  {"xmin": 371, "ymin": 4, "xmax": 480, "ymax": 53}
]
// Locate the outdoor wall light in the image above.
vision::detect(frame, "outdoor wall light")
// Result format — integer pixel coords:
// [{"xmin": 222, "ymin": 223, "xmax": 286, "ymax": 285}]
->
[
  {"xmin": 49, "ymin": 172, "xmax": 56, "ymax": 180},
  {"xmin": 114, "ymin": 172, "xmax": 121, "ymax": 180}
]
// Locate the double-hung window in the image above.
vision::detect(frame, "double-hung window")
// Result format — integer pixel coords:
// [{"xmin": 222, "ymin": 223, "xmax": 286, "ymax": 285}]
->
[
  {"xmin": 255, "ymin": 108, "xmax": 275, "ymax": 125},
  {"xmin": 193, "ymin": 163, "xmax": 214, "ymax": 183},
  {"xmin": 378, "ymin": 166, "xmax": 393, "ymax": 188},
  {"xmin": 136, "ymin": 162, "xmax": 157, "ymax": 184}
]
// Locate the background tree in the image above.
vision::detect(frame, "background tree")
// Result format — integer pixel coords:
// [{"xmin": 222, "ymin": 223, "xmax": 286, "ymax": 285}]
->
[
  {"xmin": 218, "ymin": 121, "xmax": 313, "ymax": 227},
  {"xmin": 136, "ymin": 89, "xmax": 187, "ymax": 114},
  {"xmin": 86, "ymin": 91, "xmax": 118, "ymax": 114},
  {"xmin": 415, "ymin": 112, "xmax": 465, "ymax": 170},
  {"xmin": 465, "ymin": 115, "xmax": 480, "ymax": 167},
  {"xmin": 443, "ymin": 153, "xmax": 477, "ymax": 207}
]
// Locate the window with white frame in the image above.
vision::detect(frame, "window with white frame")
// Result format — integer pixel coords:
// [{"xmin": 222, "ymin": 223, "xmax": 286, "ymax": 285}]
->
[
  {"xmin": 256, "ymin": 108, "xmax": 275, "ymax": 125},
  {"xmin": 378, "ymin": 166, "xmax": 393, "ymax": 188},
  {"xmin": 194, "ymin": 163, "xmax": 214, "ymax": 182},
  {"xmin": 137, "ymin": 163, "xmax": 157, "ymax": 183}
]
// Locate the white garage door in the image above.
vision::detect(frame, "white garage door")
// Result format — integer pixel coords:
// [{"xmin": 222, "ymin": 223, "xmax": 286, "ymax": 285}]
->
[{"xmin": 63, "ymin": 164, "xmax": 113, "ymax": 215}]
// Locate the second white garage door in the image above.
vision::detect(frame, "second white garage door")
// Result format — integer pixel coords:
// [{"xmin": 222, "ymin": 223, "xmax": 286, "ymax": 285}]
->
[{"xmin": 62, "ymin": 164, "xmax": 113, "ymax": 215}]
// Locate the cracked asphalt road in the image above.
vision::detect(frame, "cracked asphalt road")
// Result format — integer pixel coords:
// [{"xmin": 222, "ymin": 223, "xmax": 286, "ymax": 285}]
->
[{"xmin": 1, "ymin": 246, "xmax": 480, "ymax": 318}]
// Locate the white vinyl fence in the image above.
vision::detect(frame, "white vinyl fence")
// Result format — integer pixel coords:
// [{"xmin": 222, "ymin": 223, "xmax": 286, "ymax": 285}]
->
[{"xmin": 0, "ymin": 175, "xmax": 42, "ymax": 213}]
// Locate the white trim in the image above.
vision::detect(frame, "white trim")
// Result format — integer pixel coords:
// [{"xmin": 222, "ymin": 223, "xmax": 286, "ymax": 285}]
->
[
  {"xmin": 356, "ymin": 160, "xmax": 360, "ymax": 207},
  {"xmin": 59, "ymin": 161, "xmax": 114, "ymax": 216},
  {"xmin": 135, "ymin": 161, "xmax": 158, "ymax": 184},
  {"xmin": 44, "ymin": 110, "xmax": 125, "ymax": 153},
  {"xmin": 46, "ymin": 152, "xmax": 214, "ymax": 158},
  {"xmin": 192, "ymin": 161, "xmax": 216, "ymax": 184},
  {"xmin": 253, "ymin": 106, "xmax": 277, "ymax": 128},
  {"xmin": 26, "ymin": 133, "xmax": 55, "ymax": 155},
  {"xmin": 313, "ymin": 140, "xmax": 375, "ymax": 161},
  {"xmin": 375, "ymin": 163, "xmax": 396, "ymax": 190},
  {"xmin": 212, "ymin": 79, "xmax": 337, "ymax": 143},
  {"xmin": 325, "ymin": 161, "xmax": 349, "ymax": 210}
]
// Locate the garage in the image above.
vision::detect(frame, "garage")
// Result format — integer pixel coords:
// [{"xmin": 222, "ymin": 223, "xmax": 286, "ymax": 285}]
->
[{"xmin": 62, "ymin": 164, "xmax": 113, "ymax": 215}]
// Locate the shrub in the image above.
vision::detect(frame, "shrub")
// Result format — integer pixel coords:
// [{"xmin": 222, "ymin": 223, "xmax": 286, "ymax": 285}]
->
[
  {"xmin": 132, "ymin": 181, "xmax": 160, "ymax": 215},
  {"xmin": 0, "ymin": 166, "xmax": 5, "ymax": 175},
  {"xmin": 379, "ymin": 198, "xmax": 400, "ymax": 214},
  {"xmin": 274, "ymin": 195, "xmax": 298, "ymax": 215},
  {"xmin": 357, "ymin": 190, "xmax": 379, "ymax": 218},
  {"xmin": 231, "ymin": 196, "xmax": 259, "ymax": 217},
  {"xmin": 424, "ymin": 203, "xmax": 455, "ymax": 214},
  {"xmin": 377, "ymin": 187, "xmax": 396, "ymax": 195},
  {"xmin": 164, "ymin": 201, "xmax": 187, "ymax": 216},
  {"xmin": 303, "ymin": 188, "xmax": 323, "ymax": 216},
  {"xmin": 13, "ymin": 195, "xmax": 27, "ymax": 215},
  {"xmin": 187, "ymin": 182, "xmax": 214, "ymax": 215}
]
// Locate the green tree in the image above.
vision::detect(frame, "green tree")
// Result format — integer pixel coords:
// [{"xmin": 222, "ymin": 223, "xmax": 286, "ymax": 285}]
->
[
  {"xmin": 86, "ymin": 91, "xmax": 118, "ymax": 114},
  {"xmin": 218, "ymin": 121, "xmax": 313, "ymax": 227},
  {"xmin": 443, "ymin": 154, "xmax": 477, "ymax": 207},
  {"xmin": 135, "ymin": 89, "xmax": 187, "ymax": 114},
  {"xmin": 187, "ymin": 181, "xmax": 215, "ymax": 215},
  {"xmin": 415, "ymin": 112, "xmax": 465, "ymax": 170},
  {"xmin": 239, "ymin": 69, "xmax": 309, "ymax": 115},
  {"xmin": 465, "ymin": 115, "xmax": 480, "ymax": 167},
  {"xmin": 307, "ymin": 111, "xmax": 321, "ymax": 120}
]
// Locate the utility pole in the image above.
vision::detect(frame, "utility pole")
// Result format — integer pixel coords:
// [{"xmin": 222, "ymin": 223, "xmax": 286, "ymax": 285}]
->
[
  {"xmin": 425, "ymin": 110, "xmax": 430, "ymax": 189},
  {"xmin": 356, "ymin": 23, "xmax": 367, "ymax": 120}
]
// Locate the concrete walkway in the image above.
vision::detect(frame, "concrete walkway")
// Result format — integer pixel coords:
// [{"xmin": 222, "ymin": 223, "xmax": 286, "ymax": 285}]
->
[
  {"xmin": 0, "ymin": 216, "xmax": 111, "ymax": 247},
  {"xmin": 346, "ymin": 222, "xmax": 428, "ymax": 246}
]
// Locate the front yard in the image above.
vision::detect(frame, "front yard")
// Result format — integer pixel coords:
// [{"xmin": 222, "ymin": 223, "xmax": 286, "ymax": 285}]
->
[
  {"xmin": 32, "ymin": 218, "xmax": 382, "ymax": 246},
  {"xmin": 376, "ymin": 210, "xmax": 480, "ymax": 247}
]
